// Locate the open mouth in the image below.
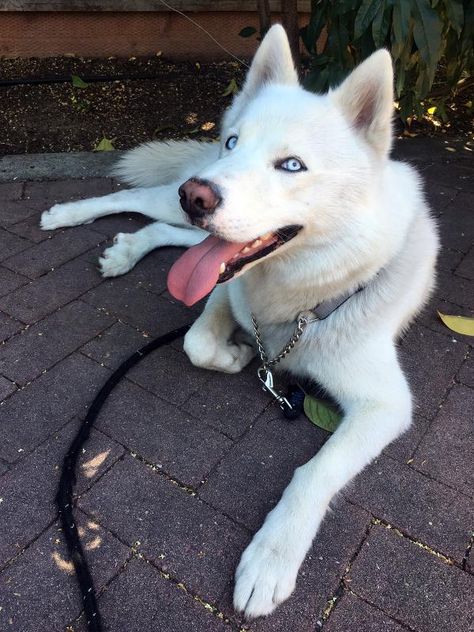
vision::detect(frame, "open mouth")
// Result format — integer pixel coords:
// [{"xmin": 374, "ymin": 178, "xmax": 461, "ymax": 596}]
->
[
  {"xmin": 167, "ymin": 224, "xmax": 302, "ymax": 306},
  {"xmin": 217, "ymin": 224, "xmax": 302, "ymax": 283}
]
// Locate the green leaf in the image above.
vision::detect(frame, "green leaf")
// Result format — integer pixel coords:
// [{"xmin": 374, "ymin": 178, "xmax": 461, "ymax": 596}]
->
[
  {"xmin": 239, "ymin": 26, "xmax": 257, "ymax": 38},
  {"xmin": 372, "ymin": 0, "xmax": 392, "ymax": 48},
  {"xmin": 93, "ymin": 137, "xmax": 115, "ymax": 152},
  {"xmin": 412, "ymin": 0, "xmax": 443, "ymax": 69},
  {"xmin": 71, "ymin": 74, "xmax": 89, "ymax": 89},
  {"xmin": 303, "ymin": 396, "xmax": 342, "ymax": 433},
  {"xmin": 222, "ymin": 78, "xmax": 239, "ymax": 97},
  {"xmin": 392, "ymin": 0, "xmax": 411, "ymax": 47},
  {"xmin": 443, "ymin": 0, "xmax": 464, "ymax": 36},
  {"xmin": 438, "ymin": 311, "xmax": 474, "ymax": 336},
  {"xmin": 354, "ymin": 0, "xmax": 381, "ymax": 39}
]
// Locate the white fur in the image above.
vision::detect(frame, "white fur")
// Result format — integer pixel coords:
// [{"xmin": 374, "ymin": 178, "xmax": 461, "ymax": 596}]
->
[{"xmin": 40, "ymin": 24, "xmax": 439, "ymax": 620}]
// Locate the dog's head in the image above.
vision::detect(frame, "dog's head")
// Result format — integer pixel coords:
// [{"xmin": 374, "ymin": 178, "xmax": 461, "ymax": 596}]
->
[{"xmin": 170, "ymin": 25, "xmax": 395, "ymax": 306}]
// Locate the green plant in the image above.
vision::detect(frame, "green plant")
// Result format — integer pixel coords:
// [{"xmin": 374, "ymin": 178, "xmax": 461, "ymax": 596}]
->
[{"xmin": 300, "ymin": 0, "xmax": 473, "ymax": 122}]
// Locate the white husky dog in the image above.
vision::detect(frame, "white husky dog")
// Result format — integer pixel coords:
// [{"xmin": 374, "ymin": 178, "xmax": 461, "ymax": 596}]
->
[{"xmin": 41, "ymin": 25, "xmax": 438, "ymax": 619}]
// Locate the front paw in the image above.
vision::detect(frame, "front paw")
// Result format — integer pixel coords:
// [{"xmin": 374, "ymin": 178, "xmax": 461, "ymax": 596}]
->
[
  {"xmin": 99, "ymin": 233, "xmax": 138, "ymax": 277},
  {"xmin": 233, "ymin": 530, "xmax": 300, "ymax": 619},
  {"xmin": 40, "ymin": 202, "xmax": 83, "ymax": 230},
  {"xmin": 184, "ymin": 327, "xmax": 255, "ymax": 374}
]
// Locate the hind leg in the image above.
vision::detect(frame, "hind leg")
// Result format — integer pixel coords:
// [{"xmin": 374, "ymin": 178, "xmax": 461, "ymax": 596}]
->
[
  {"xmin": 99, "ymin": 222, "xmax": 207, "ymax": 277},
  {"xmin": 40, "ymin": 183, "xmax": 185, "ymax": 230}
]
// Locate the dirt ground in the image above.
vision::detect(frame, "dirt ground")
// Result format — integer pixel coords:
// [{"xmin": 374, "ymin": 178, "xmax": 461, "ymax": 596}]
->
[{"xmin": 0, "ymin": 55, "xmax": 471, "ymax": 155}]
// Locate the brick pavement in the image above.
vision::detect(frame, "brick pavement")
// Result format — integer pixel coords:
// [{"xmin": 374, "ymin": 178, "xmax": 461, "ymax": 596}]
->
[{"xmin": 0, "ymin": 138, "xmax": 472, "ymax": 631}]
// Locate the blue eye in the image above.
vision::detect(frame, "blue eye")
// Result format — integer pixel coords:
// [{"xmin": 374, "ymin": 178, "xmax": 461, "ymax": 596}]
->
[
  {"xmin": 277, "ymin": 157, "xmax": 306, "ymax": 172},
  {"xmin": 225, "ymin": 135, "xmax": 238, "ymax": 150}
]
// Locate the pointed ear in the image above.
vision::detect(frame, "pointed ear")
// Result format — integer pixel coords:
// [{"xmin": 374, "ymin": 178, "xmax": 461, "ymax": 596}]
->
[
  {"xmin": 332, "ymin": 50, "xmax": 394, "ymax": 157},
  {"xmin": 242, "ymin": 24, "xmax": 298, "ymax": 98}
]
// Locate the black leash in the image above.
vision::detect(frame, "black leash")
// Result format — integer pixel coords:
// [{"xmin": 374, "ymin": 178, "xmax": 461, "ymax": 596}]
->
[{"xmin": 55, "ymin": 323, "xmax": 191, "ymax": 632}]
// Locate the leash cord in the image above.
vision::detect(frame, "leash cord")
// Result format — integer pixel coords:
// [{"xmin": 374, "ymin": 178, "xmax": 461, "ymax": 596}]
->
[{"xmin": 55, "ymin": 323, "xmax": 192, "ymax": 632}]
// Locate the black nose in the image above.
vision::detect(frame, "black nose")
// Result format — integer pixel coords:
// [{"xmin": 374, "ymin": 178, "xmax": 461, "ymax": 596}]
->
[{"xmin": 178, "ymin": 178, "xmax": 222, "ymax": 221}]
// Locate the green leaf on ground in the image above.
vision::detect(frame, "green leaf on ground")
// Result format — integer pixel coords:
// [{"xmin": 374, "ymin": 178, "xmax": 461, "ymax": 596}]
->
[
  {"xmin": 93, "ymin": 137, "xmax": 116, "ymax": 151},
  {"xmin": 303, "ymin": 396, "xmax": 342, "ymax": 433},
  {"xmin": 438, "ymin": 311, "xmax": 474, "ymax": 336},
  {"xmin": 222, "ymin": 78, "xmax": 239, "ymax": 97},
  {"xmin": 71, "ymin": 75, "xmax": 89, "ymax": 89},
  {"xmin": 239, "ymin": 26, "xmax": 257, "ymax": 38}
]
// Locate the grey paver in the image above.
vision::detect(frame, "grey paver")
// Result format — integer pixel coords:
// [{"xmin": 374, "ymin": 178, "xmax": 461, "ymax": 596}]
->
[
  {"xmin": 79, "ymin": 455, "xmax": 249, "ymax": 605},
  {"xmin": 398, "ymin": 324, "xmax": 468, "ymax": 417},
  {"xmin": 92, "ymin": 557, "xmax": 231, "ymax": 632},
  {"xmin": 0, "ymin": 375, "xmax": 16, "ymax": 400},
  {"xmin": 324, "ymin": 592, "xmax": 407, "ymax": 632},
  {"xmin": 0, "ymin": 353, "xmax": 110, "ymax": 462},
  {"xmin": 199, "ymin": 409, "xmax": 328, "ymax": 531},
  {"xmin": 435, "ymin": 270, "xmax": 474, "ymax": 310},
  {"xmin": 0, "ymin": 310, "xmax": 24, "ymax": 343},
  {"xmin": 455, "ymin": 246, "xmax": 474, "ymax": 280},
  {"xmin": 345, "ymin": 454, "xmax": 474, "ymax": 562},
  {"xmin": 94, "ymin": 380, "xmax": 232, "ymax": 486},
  {"xmin": 348, "ymin": 525, "xmax": 474, "ymax": 632},
  {"xmin": 0, "ymin": 230, "xmax": 31, "ymax": 261},
  {"xmin": 0, "ymin": 300, "xmax": 114, "ymax": 385},
  {"xmin": 0, "ymin": 181, "xmax": 23, "ymax": 200},
  {"xmin": 383, "ymin": 413, "xmax": 431, "ymax": 462},
  {"xmin": 23, "ymin": 177, "xmax": 113, "ymax": 203},
  {"xmin": 0, "ymin": 515, "xmax": 129, "ymax": 632},
  {"xmin": 0, "ymin": 421, "xmax": 124, "ymax": 567},
  {"xmin": 0, "ymin": 200, "xmax": 43, "ymax": 227},
  {"xmin": 413, "ymin": 384, "xmax": 474, "ymax": 497},
  {"xmin": 2, "ymin": 226, "xmax": 106, "ymax": 278},
  {"xmin": 0, "ymin": 258, "xmax": 104, "ymax": 323},
  {"xmin": 457, "ymin": 352, "xmax": 474, "ymax": 388},
  {"xmin": 0, "ymin": 265, "xmax": 29, "ymax": 297}
]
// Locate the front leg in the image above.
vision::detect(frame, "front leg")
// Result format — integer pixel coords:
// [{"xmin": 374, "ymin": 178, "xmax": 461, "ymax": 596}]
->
[
  {"xmin": 184, "ymin": 285, "xmax": 255, "ymax": 373},
  {"xmin": 40, "ymin": 183, "xmax": 184, "ymax": 230},
  {"xmin": 234, "ymin": 338, "xmax": 412, "ymax": 618}
]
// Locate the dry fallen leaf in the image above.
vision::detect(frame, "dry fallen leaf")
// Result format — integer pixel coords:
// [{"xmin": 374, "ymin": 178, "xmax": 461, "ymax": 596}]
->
[{"xmin": 437, "ymin": 311, "xmax": 474, "ymax": 336}]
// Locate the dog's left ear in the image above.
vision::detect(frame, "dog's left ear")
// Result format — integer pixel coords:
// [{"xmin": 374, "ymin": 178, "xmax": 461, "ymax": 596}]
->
[
  {"xmin": 242, "ymin": 24, "xmax": 298, "ymax": 99},
  {"xmin": 332, "ymin": 50, "xmax": 394, "ymax": 157}
]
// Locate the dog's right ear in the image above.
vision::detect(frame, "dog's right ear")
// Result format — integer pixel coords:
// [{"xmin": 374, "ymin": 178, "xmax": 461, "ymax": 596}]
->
[{"xmin": 241, "ymin": 24, "xmax": 298, "ymax": 99}]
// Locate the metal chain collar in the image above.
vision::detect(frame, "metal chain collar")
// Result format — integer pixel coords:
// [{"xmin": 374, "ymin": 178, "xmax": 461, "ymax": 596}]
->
[{"xmin": 251, "ymin": 311, "xmax": 314, "ymax": 370}]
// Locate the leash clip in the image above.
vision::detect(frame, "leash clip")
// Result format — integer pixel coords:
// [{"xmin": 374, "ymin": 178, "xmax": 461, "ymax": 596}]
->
[{"xmin": 257, "ymin": 366, "xmax": 294, "ymax": 413}]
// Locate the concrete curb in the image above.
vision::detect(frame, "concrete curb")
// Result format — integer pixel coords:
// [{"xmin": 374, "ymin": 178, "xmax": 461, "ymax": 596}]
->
[{"xmin": 0, "ymin": 151, "xmax": 125, "ymax": 183}]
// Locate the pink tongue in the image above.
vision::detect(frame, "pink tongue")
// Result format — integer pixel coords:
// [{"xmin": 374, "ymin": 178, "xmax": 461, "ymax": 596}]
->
[{"xmin": 167, "ymin": 235, "xmax": 247, "ymax": 306}]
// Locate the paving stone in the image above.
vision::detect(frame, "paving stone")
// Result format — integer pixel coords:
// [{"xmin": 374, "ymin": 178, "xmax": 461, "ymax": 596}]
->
[
  {"xmin": 345, "ymin": 454, "xmax": 474, "ymax": 562},
  {"xmin": 6, "ymin": 211, "xmax": 63, "ymax": 243},
  {"xmin": 0, "ymin": 265, "xmax": 29, "ymax": 297},
  {"xmin": 0, "ymin": 229, "xmax": 31, "ymax": 261},
  {"xmin": 0, "ymin": 258, "xmax": 103, "ymax": 324},
  {"xmin": 0, "ymin": 353, "xmax": 110, "ymax": 462},
  {"xmin": 0, "ymin": 200, "xmax": 43, "ymax": 227},
  {"xmin": 415, "ymin": 297, "xmax": 473, "ymax": 339},
  {"xmin": 0, "ymin": 420, "xmax": 124, "ymax": 567},
  {"xmin": 0, "ymin": 181, "xmax": 23, "ymax": 201},
  {"xmin": 424, "ymin": 184, "xmax": 460, "ymax": 213},
  {"xmin": 88, "ymin": 212, "xmax": 149, "ymax": 238},
  {"xmin": 0, "ymin": 375, "xmax": 16, "ymax": 400},
  {"xmin": 2, "ymin": 227, "xmax": 106, "ymax": 278},
  {"xmin": 93, "ymin": 557, "xmax": 230, "ymax": 632},
  {"xmin": 412, "ymin": 384, "xmax": 474, "ymax": 497},
  {"xmin": 324, "ymin": 592, "xmax": 407, "ymax": 632},
  {"xmin": 95, "ymin": 380, "xmax": 232, "ymax": 486},
  {"xmin": 434, "ymin": 270, "xmax": 474, "ymax": 310},
  {"xmin": 436, "ymin": 246, "xmax": 464, "ymax": 272},
  {"xmin": 348, "ymin": 526, "xmax": 474, "ymax": 632},
  {"xmin": 199, "ymin": 409, "xmax": 328, "ymax": 531},
  {"xmin": 0, "ymin": 310, "xmax": 24, "ymax": 343},
  {"xmin": 398, "ymin": 324, "xmax": 468, "ymax": 418},
  {"xmin": 123, "ymin": 246, "xmax": 184, "ymax": 295},
  {"xmin": 83, "ymin": 276, "xmax": 193, "ymax": 336},
  {"xmin": 455, "ymin": 246, "xmax": 474, "ymax": 281},
  {"xmin": 79, "ymin": 455, "xmax": 249, "ymax": 605},
  {"xmin": 180, "ymin": 362, "xmax": 270, "ymax": 440},
  {"xmin": 81, "ymin": 320, "xmax": 151, "ymax": 367},
  {"xmin": 0, "ymin": 458, "xmax": 9, "ymax": 476},
  {"xmin": 383, "ymin": 413, "xmax": 432, "ymax": 462},
  {"xmin": 0, "ymin": 300, "xmax": 114, "ymax": 385},
  {"xmin": 438, "ymin": 193, "xmax": 474, "ymax": 253},
  {"xmin": 423, "ymin": 162, "xmax": 474, "ymax": 192},
  {"xmin": 23, "ymin": 177, "xmax": 113, "ymax": 203},
  {"xmin": 219, "ymin": 500, "xmax": 370, "ymax": 631},
  {"xmin": 126, "ymin": 345, "xmax": 209, "ymax": 407},
  {"xmin": 0, "ymin": 515, "xmax": 129, "ymax": 632},
  {"xmin": 457, "ymin": 352, "xmax": 474, "ymax": 388}
]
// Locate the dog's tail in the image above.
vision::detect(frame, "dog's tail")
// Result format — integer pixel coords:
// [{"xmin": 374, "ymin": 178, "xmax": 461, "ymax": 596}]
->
[{"xmin": 112, "ymin": 139, "xmax": 220, "ymax": 188}]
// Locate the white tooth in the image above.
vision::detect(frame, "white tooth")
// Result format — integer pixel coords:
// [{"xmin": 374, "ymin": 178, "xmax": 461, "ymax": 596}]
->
[
  {"xmin": 261, "ymin": 232, "xmax": 272, "ymax": 241},
  {"xmin": 242, "ymin": 246, "xmax": 251, "ymax": 253},
  {"xmin": 252, "ymin": 239, "xmax": 262, "ymax": 248},
  {"xmin": 219, "ymin": 262, "xmax": 226, "ymax": 274}
]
